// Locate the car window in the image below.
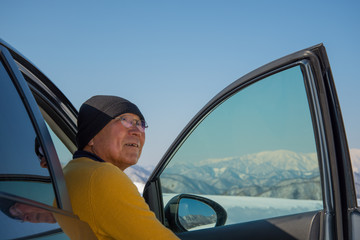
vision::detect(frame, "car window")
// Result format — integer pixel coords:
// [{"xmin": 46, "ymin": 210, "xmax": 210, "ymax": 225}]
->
[
  {"xmin": 0, "ymin": 58, "xmax": 55, "ymax": 206},
  {"xmin": 19, "ymin": 73, "xmax": 77, "ymax": 168},
  {"xmin": 160, "ymin": 65, "xmax": 323, "ymax": 230},
  {"xmin": 0, "ymin": 45, "xmax": 97, "ymax": 240},
  {"xmin": 0, "ymin": 52, "xmax": 68, "ymax": 239},
  {"xmin": 0, "ymin": 194, "xmax": 98, "ymax": 240},
  {"xmin": 29, "ymin": 91, "xmax": 75, "ymax": 168},
  {"xmin": 44, "ymin": 120, "xmax": 73, "ymax": 168},
  {"xmin": 0, "ymin": 196, "xmax": 67, "ymax": 239}
]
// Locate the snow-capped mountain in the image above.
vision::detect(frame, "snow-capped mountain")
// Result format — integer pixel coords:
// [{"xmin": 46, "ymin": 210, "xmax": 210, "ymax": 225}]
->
[
  {"xmin": 161, "ymin": 150, "xmax": 322, "ymax": 200},
  {"xmin": 124, "ymin": 165, "xmax": 153, "ymax": 194},
  {"xmin": 350, "ymin": 148, "xmax": 360, "ymax": 198},
  {"xmin": 124, "ymin": 149, "xmax": 360, "ymax": 197},
  {"xmin": 350, "ymin": 148, "xmax": 360, "ymax": 173}
]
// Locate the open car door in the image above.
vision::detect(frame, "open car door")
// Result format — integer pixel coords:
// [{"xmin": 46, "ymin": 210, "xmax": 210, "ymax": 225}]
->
[
  {"xmin": 0, "ymin": 39, "xmax": 96, "ymax": 239},
  {"xmin": 144, "ymin": 44, "xmax": 360, "ymax": 240}
]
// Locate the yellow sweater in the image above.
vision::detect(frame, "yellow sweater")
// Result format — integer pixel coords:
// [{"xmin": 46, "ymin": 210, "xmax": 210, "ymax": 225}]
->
[{"xmin": 62, "ymin": 157, "xmax": 179, "ymax": 240}]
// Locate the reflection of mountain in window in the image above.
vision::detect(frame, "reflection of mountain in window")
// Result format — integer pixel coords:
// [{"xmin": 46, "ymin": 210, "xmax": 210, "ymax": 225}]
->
[{"xmin": 162, "ymin": 150, "xmax": 321, "ymax": 200}]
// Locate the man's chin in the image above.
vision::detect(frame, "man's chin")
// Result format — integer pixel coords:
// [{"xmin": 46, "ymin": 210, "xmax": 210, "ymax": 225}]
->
[{"xmin": 115, "ymin": 157, "xmax": 139, "ymax": 170}]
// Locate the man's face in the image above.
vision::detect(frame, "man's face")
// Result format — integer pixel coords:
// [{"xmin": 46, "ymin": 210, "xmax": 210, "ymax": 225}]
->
[
  {"xmin": 9, "ymin": 203, "xmax": 56, "ymax": 223},
  {"xmin": 89, "ymin": 113, "xmax": 146, "ymax": 170}
]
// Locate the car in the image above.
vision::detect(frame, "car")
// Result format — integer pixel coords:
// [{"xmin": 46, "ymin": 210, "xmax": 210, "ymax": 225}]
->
[{"xmin": 0, "ymin": 39, "xmax": 358, "ymax": 240}]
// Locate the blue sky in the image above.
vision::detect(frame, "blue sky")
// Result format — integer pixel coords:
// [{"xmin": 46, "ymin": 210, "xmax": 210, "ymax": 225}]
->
[
  {"xmin": 168, "ymin": 66, "xmax": 318, "ymax": 165},
  {"xmin": 1, "ymin": 1, "xmax": 359, "ymax": 167}
]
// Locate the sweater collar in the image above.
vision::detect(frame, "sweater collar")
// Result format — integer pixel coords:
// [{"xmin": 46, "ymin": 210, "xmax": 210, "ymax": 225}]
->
[{"xmin": 73, "ymin": 150, "xmax": 105, "ymax": 163}]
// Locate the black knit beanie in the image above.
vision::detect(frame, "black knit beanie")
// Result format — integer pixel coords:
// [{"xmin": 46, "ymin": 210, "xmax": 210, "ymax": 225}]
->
[{"xmin": 76, "ymin": 95, "xmax": 145, "ymax": 150}]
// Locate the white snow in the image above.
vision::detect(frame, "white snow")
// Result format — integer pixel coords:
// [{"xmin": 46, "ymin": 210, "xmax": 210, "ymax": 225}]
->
[
  {"xmin": 163, "ymin": 193, "xmax": 322, "ymax": 225},
  {"xmin": 350, "ymin": 148, "xmax": 360, "ymax": 173}
]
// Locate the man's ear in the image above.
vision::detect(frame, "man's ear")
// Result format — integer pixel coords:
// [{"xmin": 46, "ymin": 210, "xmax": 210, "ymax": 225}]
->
[{"xmin": 83, "ymin": 138, "xmax": 94, "ymax": 152}]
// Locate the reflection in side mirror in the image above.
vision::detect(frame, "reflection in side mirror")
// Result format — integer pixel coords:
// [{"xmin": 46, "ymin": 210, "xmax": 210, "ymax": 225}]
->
[
  {"xmin": 164, "ymin": 194, "xmax": 227, "ymax": 232},
  {"xmin": 178, "ymin": 198, "xmax": 216, "ymax": 230}
]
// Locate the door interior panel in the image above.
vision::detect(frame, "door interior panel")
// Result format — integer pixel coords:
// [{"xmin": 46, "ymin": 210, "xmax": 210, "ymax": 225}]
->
[{"xmin": 177, "ymin": 211, "xmax": 321, "ymax": 240}]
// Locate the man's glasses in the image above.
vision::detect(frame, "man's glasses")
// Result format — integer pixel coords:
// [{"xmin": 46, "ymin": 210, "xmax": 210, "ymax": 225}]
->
[{"xmin": 114, "ymin": 115, "xmax": 148, "ymax": 132}]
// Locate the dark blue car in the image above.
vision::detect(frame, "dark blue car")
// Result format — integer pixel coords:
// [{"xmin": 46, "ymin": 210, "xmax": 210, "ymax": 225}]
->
[{"xmin": 1, "ymin": 39, "xmax": 358, "ymax": 239}]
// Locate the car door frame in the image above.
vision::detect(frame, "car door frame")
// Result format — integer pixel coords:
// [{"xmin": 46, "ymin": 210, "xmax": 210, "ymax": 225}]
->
[
  {"xmin": 1, "ymin": 39, "xmax": 101, "ymax": 239},
  {"xmin": 0, "ymin": 40, "xmax": 73, "ymax": 211},
  {"xmin": 143, "ymin": 44, "xmax": 358, "ymax": 239}
]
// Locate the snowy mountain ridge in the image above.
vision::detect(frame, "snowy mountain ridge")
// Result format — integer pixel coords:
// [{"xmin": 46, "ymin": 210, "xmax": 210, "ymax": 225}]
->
[
  {"xmin": 125, "ymin": 148, "xmax": 360, "ymax": 195},
  {"xmin": 124, "ymin": 165, "xmax": 153, "ymax": 194},
  {"xmin": 350, "ymin": 148, "xmax": 360, "ymax": 173}
]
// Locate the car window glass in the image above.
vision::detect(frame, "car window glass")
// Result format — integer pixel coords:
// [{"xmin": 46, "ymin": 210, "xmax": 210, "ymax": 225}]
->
[
  {"xmin": 160, "ymin": 66, "xmax": 323, "ymax": 230},
  {"xmin": 31, "ymin": 100, "xmax": 75, "ymax": 168},
  {"xmin": 0, "ymin": 59, "xmax": 55, "ymax": 206},
  {"xmin": 0, "ymin": 196, "xmax": 66, "ymax": 239},
  {"xmin": 0, "ymin": 195, "xmax": 97, "ymax": 239},
  {"xmin": 0, "ymin": 55, "xmax": 65, "ymax": 238},
  {"xmin": 45, "ymin": 121, "xmax": 73, "ymax": 168},
  {"xmin": 0, "ymin": 52, "xmax": 97, "ymax": 240}
]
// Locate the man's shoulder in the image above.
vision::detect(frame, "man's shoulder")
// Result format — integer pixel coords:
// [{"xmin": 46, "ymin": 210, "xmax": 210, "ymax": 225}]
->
[
  {"xmin": 64, "ymin": 157, "xmax": 112, "ymax": 170},
  {"xmin": 63, "ymin": 157, "xmax": 128, "ymax": 181}
]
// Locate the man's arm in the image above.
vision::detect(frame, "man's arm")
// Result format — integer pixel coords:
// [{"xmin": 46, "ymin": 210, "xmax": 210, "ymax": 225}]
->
[{"xmin": 90, "ymin": 164, "xmax": 180, "ymax": 240}]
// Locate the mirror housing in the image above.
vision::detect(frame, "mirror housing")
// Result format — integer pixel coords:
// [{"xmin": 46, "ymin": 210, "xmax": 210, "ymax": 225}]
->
[{"xmin": 164, "ymin": 194, "xmax": 227, "ymax": 232}]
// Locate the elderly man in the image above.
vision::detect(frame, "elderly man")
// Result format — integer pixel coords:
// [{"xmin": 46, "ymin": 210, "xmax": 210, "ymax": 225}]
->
[{"xmin": 62, "ymin": 95, "xmax": 179, "ymax": 240}]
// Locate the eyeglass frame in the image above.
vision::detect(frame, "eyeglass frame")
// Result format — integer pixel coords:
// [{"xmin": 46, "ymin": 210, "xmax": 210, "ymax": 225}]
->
[{"xmin": 113, "ymin": 115, "xmax": 148, "ymax": 132}]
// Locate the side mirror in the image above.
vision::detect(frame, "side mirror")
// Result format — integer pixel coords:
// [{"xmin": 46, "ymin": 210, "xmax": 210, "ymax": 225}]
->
[{"xmin": 164, "ymin": 194, "xmax": 227, "ymax": 232}]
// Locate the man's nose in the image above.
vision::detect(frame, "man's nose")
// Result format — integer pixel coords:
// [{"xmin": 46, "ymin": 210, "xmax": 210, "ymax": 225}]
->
[{"xmin": 129, "ymin": 125, "xmax": 141, "ymax": 136}]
